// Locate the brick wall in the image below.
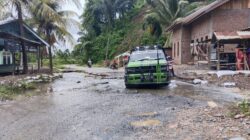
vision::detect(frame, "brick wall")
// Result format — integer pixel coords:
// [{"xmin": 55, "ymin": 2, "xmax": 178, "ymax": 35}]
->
[
  {"xmin": 212, "ymin": 9, "xmax": 250, "ymax": 32},
  {"xmin": 171, "ymin": 3, "xmax": 250, "ymax": 64},
  {"xmin": 191, "ymin": 14, "xmax": 212, "ymax": 41},
  {"xmin": 181, "ymin": 26, "xmax": 192, "ymax": 64}
]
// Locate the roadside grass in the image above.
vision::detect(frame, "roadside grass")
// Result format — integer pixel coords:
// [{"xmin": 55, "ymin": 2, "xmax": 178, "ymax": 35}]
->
[
  {"xmin": 229, "ymin": 99, "xmax": 250, "ymax": 118},
  {"xmin": 43, "ymin": 58, "xmax": 76, "ymax": 70},
  {"xmin": 0, "ymin": 83, "xmax": 37, "ymax": 101}
]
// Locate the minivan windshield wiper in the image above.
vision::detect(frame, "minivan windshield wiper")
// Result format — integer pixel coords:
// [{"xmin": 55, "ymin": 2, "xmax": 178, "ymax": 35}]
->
[
  {"xmin": 137, "ymin": 58, "xmax": 151, "ymax": 61},
  {"xmin": 153, "ymin": 58, "xmax": 165, "ymax": 60}
]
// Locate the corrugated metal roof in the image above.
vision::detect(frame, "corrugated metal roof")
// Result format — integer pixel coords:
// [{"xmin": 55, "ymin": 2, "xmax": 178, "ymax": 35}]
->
[
  {"xmin": 166, "ymin": 0, "xmax": 230, "ymax": 31},
  {"xmin": 0, "ymin": 32, "xmax": 42, "ymax": 45},
  {"xmin": 0, "ymin": 20, "xmax": 49, "ymax": 46},
  {"xmin": 213, "ymin": 31, "xmax": 250, "ymax": 41}
]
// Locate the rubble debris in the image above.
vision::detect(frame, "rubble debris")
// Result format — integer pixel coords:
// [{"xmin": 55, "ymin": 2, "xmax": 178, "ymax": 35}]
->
[
  {"xmin": 223, "ymin": 82, "xmax": 236, "ymax": 88},
  {"xmin": 193, "ymin": 79, "xmax": 208, "ymax": 85},
  {"xmin": 207, "ymin": 101, "xmax": 218, "ymax": 108}
]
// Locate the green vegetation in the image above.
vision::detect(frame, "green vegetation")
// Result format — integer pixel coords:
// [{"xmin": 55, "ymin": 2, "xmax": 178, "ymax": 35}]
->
[
  {"xmin": 238, "ymin": 100, "xmax": 250, "ymax": 116},
  {"xmin": 74, "ymin": 0, "xmax": 210, "ymax": 65},
  {"xmin": 0, "ymin": 0, "xmax": 81, "ymax": 73},
  {"xmin": 0, "ymin": 82, "xmax": 36, "ymax": 101},
  {"xmin": 229, "ymin": 99, "xmax": 250, "ymax": 117},
  {"xmin": 0, "ymin": 0, "xmax": 215, "ymax": 68},
  {"xmin": 73, "ymin": 0, "xmax": 162, "ymax": 64}
]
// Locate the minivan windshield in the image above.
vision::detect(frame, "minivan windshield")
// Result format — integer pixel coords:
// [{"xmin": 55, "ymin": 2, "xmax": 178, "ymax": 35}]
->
[{"xmin": 129, "ymin": 50, "xmax": 166, "ymax": 62}]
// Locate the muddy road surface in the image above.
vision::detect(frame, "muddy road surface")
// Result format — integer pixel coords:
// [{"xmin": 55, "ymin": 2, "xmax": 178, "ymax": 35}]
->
[{"xmin": 0, "ymin": 68, "xmax": 248, "ymax": 140}]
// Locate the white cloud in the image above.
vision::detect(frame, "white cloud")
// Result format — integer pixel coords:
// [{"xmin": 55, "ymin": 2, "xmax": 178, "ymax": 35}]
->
[{"xmin": 61, "ymin": 0, "xmax": 86, "ymax": 50}]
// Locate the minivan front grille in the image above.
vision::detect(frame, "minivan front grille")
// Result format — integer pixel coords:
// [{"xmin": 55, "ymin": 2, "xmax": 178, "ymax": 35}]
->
[{"xmin": 126, "ymin": 66, "xmax": 156, "ymax": 74}]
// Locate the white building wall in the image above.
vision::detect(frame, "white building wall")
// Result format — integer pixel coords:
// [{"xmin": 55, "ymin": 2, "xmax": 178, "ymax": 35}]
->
[{"xmin": 0, "ymin": 51, "xmax": 3, "ymax": 65}]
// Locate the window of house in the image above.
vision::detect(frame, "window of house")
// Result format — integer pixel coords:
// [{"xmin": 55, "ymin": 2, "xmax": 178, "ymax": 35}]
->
[
  {"xmin": 177, "ymin": 42, "xmax": 179, "ymax": 57},
  {"xmin": 173, "ymin": 43, "xmax": 176, "ymax": 57},
  {"xmin": 205, "ymin": 36, "xmax": 208, "ymax": 41},
  {"xmin": 3, "ymin": 50, "xmax": 12, "ymax": 65}
]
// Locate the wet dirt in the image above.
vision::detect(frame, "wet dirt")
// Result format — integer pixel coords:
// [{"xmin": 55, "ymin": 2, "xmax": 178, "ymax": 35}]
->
[{"xmin": 0, "ymin": 69, "xmax": 248, "ymax": 140}]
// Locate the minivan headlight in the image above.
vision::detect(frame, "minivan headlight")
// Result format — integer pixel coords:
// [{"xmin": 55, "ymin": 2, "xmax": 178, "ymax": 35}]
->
[{"xmin": 126, "ymin": 67, "xmax": 136, "ymax": 74}]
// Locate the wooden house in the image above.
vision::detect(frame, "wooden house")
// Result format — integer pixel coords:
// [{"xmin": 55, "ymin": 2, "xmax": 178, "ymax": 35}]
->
[
  {"xmin": 167, "ymin": 0, "xmax": 250, "ymax": 70},
  {"xmin": 0, "ymin": 20, "xmax": 48, "ymax": 74}
]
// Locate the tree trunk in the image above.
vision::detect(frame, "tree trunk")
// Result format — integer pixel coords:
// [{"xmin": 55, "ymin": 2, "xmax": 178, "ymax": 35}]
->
[
  {"xmin": 47, "ymin": 32, "xmax": 53, "ymax": 74},
  {"xmin": 48, "ymin": 45, "xmax": 53, "ymax": 74},
  {"xmin": 37, "ymin": 46, "xmax": 40, "ymax": 72},
  {"xmin": 105, "ymin": 36, "xmax": 110, "ymax": 61},
  {"xmin": 16, "ymin": 2, "xmax": 28, "ymax": 74}
]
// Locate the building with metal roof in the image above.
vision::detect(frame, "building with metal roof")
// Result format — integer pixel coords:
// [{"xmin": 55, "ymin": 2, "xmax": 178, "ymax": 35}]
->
[
  {"xmin": 0, "ymin": 20, "xmax": 48, "ymax": 74},
  {"xmin": 167, "ymin": 0, "xmax": 250, "ymax": 70}
]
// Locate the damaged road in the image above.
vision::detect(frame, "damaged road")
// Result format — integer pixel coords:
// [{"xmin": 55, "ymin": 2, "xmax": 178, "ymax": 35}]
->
[{"xmin": 0, "ymin": 67, "xmax": 249, "ymax": 140}]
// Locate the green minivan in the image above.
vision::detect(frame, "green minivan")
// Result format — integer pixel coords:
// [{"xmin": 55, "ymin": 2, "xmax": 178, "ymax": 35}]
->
[{"xmin": 124, "ymin": 45, "xmax": 171, "ymax": 88}]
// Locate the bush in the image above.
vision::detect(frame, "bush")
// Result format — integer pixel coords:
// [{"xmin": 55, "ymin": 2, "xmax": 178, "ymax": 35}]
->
[
  {"xmin": 0, "ymin": 83, "xmax": 37, "ymax": 101},
  {"xmin": 229, "ymin": 99, "xmax": 250, "ymax": 117}
]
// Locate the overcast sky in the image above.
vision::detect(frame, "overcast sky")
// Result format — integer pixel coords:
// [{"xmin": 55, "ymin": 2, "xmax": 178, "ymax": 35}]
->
[
  {"xmin": 61, "ymin": 0, "xmax": 86, "ymax": 50},
  {"xmin": 64, "ymin": 0, "xmax": 86, "ymax": 16}
]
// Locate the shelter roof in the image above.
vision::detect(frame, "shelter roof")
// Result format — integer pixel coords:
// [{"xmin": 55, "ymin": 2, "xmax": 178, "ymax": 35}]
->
[
  {"xmin": 212, "ymin": 31, "xmax": 250, "ymax": 43},
  {"xmin": 0, "ymin": 32, "xmax": 42, "ymax": 45},
  {"xmin": 0, "ymin": 19, "xmax": 49, "ymax": 46}
]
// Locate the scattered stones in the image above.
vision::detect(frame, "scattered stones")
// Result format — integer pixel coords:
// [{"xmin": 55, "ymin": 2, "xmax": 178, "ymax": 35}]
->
[
  {"xmin": 193, "ymin": 79, "xmax": 202, "ymax": 84},
  {"xmin": 229, "ymin": 136, "xmax": 246, "ymax": 140},
  {"xmin": 193, "ymin": 79, "xmax": 208, "ymax": 85},
  {"xmin": 47, "ymin": 87, "xmax": 53, "ymax": 93},
  {"xmin": 230, "ymin": 127, "xmax": 240, "ymax": 132},
  {"xmin": 234, "ymin": 114, "xmax": 246, "ymax": 119},
  {"xmin": 246, "ymin": 129, "xmax": 250, "ymax": 136},
  {"xmin": 207, "ymin": 101, "xmax": 218, "ymax": 108},
  {"xmin": 213, "ymin": 113, "xmax": 225, "ymax": 119},
  {"xmin": 223, "ymin": 82, "xmax": 236, "ymax": 88},
  {"xmin": 0, "ymin": 73, "xmax": 63, "ymax": 91}
]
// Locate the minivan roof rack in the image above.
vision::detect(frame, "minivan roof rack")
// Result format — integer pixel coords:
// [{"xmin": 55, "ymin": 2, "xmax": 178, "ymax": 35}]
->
[{"xmin": 131, "ymin": 45, "xmax": 162, "ymax": 52}]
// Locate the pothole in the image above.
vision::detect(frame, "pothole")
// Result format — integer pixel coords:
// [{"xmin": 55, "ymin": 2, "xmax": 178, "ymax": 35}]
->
[{"xmin": 130, "ymin": 119, "xmax": 161, "ymax": 127}]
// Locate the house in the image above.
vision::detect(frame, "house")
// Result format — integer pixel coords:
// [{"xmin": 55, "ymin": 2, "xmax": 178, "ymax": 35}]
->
[
  {"xmin": 167, "ymin": 0, "xmax": 250, "ymax": 70},
  {"xmin": 0, "ymin": 20, "xmax": 48, "ymax": 74}
]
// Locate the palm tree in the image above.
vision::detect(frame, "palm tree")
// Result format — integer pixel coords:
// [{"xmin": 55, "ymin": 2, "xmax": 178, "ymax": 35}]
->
[
  {"xmin": 144, "ymin": 0, "xmax": 191, "ymax": 37},
  {"xmin": 144, "ymin": 0, "xmax": 202, "ymax": 47},
  {"xmin": 0, "ymin": 0, "xmax": 81, "ymax": 73},
  {"xmin": 85, "ymin": 0, "xmax": 135, "ymax": 60},
  {"xmin": 29, "ymin": 0, "xmax": 79, "ymax": 73}
]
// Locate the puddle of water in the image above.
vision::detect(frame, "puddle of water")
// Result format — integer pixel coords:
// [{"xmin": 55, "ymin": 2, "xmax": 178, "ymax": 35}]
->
[
  {"xmin": 124, "ymin": 80, "xmax": 242, "ymax": 105},
  {"xmin": 14, "ymin": 83, "xmax": 51, "ymax": 99},
  {"xmin": 136, "ymin": 112, "xmax": 159, "ymax": 117}
]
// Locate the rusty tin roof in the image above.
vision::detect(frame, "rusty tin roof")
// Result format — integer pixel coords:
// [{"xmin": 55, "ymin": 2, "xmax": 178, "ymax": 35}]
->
[{"xmin": 166, "ymin": 0, "xmax": 230, "ymax": 31}]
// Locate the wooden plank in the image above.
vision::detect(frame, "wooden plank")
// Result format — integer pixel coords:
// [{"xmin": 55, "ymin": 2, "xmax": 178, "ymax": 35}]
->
[
  {"xmin": 217, "ymin": 42, "xmax": 221, "ymax": 70},
  {"xmin": 37, "ymin": 46, "xmax": 40, "ymax": 72},
  {"xmin": 0, "ymin": 65, "xmax": 15, "ymax": 73}
]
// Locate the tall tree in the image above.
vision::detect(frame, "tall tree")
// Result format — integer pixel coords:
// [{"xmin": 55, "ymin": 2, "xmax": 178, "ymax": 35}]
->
[
  {"xmin": 144, "ymin": 0, "xmax": 191, "ymax": 37},
  {"xmin": 29, "ymin": 0, "xmax": 79, "ymax": 73},
  {"xmin": 144, "ymin": 0, "xmax": 203, "ymax": 48},
  {"xmin": 81, "ymin": 0, "xmax": 136, "ymax": 60}
]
